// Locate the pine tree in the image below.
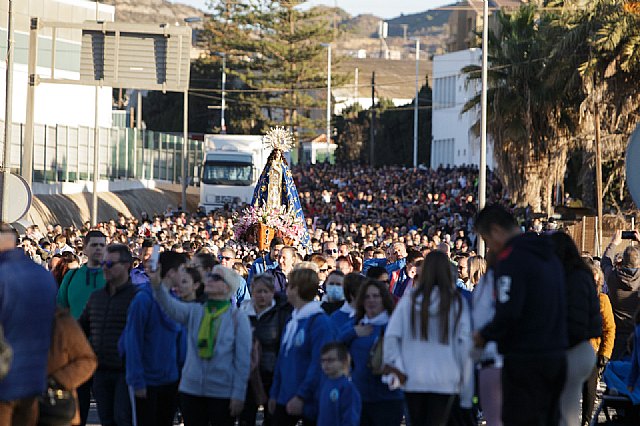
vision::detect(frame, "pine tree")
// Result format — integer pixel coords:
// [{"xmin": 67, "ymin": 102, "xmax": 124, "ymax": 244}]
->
[{"xmin": 204, "ymin": 0, "xmax": 347, "ymax": 145}]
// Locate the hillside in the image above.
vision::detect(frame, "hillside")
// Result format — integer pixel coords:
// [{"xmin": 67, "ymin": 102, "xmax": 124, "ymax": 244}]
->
[
  {"xmin": 387, "ymin": 8, "xmax": 451, "ymax": 38},
  {"xmin": 104, "ymin": 0, "xmax": 204, "ymax": 24}
]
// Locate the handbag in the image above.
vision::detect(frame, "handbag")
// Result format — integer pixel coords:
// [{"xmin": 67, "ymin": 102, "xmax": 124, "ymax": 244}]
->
[
  {"xmin": 249, "ymin": 338, "xmax": 268, "ymax": 405},
  {"xmin": 38, "ymin": 377, "xmax": 76, "ymax": 426},
  {"xmin": 367, "ymin": 327, "xmax": 385, "ymax": 375}
]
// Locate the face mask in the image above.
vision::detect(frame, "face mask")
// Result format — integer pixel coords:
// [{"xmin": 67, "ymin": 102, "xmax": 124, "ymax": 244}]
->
[{"xmin": 326, "ymin": 284, "xmax": 345, "ymax": 301}]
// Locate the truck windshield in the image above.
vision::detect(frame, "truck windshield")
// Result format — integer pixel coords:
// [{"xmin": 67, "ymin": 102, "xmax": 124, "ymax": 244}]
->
[{"xmin": 202, "ymin": 162, "xmax": 253, "ymax": 186}]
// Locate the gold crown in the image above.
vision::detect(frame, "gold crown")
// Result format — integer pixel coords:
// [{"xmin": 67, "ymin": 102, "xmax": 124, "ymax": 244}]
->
[{"xmin": 264, "ymin": 126, "xmax": 295, "ymax": 153}]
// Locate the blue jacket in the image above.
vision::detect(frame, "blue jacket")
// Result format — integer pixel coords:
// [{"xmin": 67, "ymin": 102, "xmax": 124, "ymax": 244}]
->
[
  {"xmin": 362, "ymin": 258, "xmax": 406, "ymax": 276},
  {"xmin": 627, "ymin": 325, "xmax": 640, "ymax": 389},
  {"xmin": 270, "ymin": 313, "xmax": 335, "ymax": 420},
  {"xmin": 130, "ymin": 265, "xmax": 149, "ymax": 286},
  {"xmin": 330, "ymin": 309, "xmax": 352, "ymax": 333},
  {"xmin": 0, "ymin": 249, "xmax": 57, "ymax": 400},
  {"xmin": 317, "ymin": 375, "xmax": 361, "ymax": 426},
  {"xmin": 120, "ymin": 283, "xmax": 181, "ymax": 391},
  {"xmin": 338, "ymin": 321, "xmax": 404, "ymax": 402},
  {"xmin": 248, "ymin": 254, "xmax": 278, "ymax": 286}
]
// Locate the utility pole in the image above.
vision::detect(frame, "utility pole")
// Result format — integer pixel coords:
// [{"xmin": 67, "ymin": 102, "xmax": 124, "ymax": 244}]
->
[
  {"xmin": 401, "ymin": 24, "xmax": 409, "ymax": 41},
  {"xmin": 595, "ymin": 101, "xmax": 603, "ymax": 256},
  {"xmin": 221, "ymin": 53, "xmax": 226, "ymax": 133},
  {"xmin": 326, "ymin": 44, "xmax": 332, "ymax": 160},
  {"xmin": 2, "ymin": 0, "xmax": 15, "ymax": 222},
  {"xmin": 370, "ymin": 71, "xmax": 376, "ymax": 166},
  {"xmin": 354, "ymin": 67, "xmax": 358, "ymax": 104}
]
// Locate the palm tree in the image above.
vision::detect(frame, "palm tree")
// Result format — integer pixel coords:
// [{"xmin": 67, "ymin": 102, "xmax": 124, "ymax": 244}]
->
[
  {"xmin": 463, "ymin": 4, "xmax": 574, "ymax": 213},
  {"xmin": 549, "ymin": 0, "xmax": 640, "ymax": 211}
]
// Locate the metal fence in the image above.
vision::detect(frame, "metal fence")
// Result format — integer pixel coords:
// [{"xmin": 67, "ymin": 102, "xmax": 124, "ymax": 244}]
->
[{"xmin": 0, "ymin": 121, "xmax": 204, "ymax": 185}]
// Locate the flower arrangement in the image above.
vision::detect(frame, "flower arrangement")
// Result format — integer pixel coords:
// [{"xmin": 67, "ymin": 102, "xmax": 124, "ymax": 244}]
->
[{"xmin": 234, "ymin": 204, "xmax": 305, "ymax": 247}]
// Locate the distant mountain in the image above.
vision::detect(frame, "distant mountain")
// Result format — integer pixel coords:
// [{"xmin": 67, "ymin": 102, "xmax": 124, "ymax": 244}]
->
[
  {"xmin": 342, "ymin": 14, "xmax": 384, "ymax": 38},
  {"xmin": 308, "ymin": 5, "xmax": 452, "ymax": 40},
  {"xmin": 104, "ymin": 0, "xmax": 204, "ymax": 24},
  {"xmin": 387, "ymin": 8, "xmax": 451, "ymax": 38}
]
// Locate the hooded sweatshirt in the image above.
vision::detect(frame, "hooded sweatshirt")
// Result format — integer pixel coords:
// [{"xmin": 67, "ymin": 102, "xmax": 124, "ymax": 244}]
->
[
  {"xmin": 270, "ymin": 306, "xmax": 335, "ymax": 420},
  {"xmin": 480, "ymin": 233, "xmax": 567, "ymax": 355},
  {"xmin": 120, "ymin": 282, "xmax": 181, "ymax": 391},
  {"xmin": 383, "ymin": 287, "xmax": 473, "ymax": 406},
  {"xmin": 602, "ymin": 243, "xmax": 640, "ymax": 340}
]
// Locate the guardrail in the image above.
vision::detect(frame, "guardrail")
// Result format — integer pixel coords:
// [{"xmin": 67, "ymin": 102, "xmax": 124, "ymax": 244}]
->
[{"xmin": 0, "ymin": 120, "xmax": 203, "ymax": 186}]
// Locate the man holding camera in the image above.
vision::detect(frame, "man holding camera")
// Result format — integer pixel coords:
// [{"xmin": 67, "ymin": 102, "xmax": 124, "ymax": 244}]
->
[{"xmin": 602, "ymin": 230, "xmax": 640, "ymax": 360}]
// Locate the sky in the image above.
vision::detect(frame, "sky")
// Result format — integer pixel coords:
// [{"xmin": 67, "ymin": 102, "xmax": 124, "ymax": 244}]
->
[{"xmin": 172, "ymin": 0, "xmax": 452, "ymax": 19}]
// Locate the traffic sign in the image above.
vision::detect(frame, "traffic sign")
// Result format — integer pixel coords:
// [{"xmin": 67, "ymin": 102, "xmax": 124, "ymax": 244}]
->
[{"xmin": 0, "ymin": 171, "xmax": 32, "ymax": 223}]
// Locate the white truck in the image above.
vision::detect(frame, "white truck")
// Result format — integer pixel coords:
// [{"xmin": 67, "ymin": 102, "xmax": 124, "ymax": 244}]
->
[{"xmin": 199, "ymin": 134, "xmax": 268, "ymax": 212}]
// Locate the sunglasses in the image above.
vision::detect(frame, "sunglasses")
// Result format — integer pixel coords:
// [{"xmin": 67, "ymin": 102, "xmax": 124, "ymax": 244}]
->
[
  {"xmin": 206, "ymin": 273, "xmax": 224, "ymax": 282},
  {"xmin": 219, "ymin": 255, "xmax": 234, "ymax": 262},
  {"xmin": 325, "ymin": 249, "xmax": 338, "ymax": 254},
  {"xmin": 101, "ymin": 260, "xmax": 127, "ymax": 269}
]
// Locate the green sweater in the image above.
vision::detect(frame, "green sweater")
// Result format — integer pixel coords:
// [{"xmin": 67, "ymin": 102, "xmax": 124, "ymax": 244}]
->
[{"xmin": 57, "ymin": 264, "xmax": 106, "ymax": 319}]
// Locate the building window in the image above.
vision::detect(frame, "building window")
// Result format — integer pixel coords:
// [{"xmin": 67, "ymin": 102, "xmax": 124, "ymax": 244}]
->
[
  {"xmin": 434, "ymin": 76, "xmax": 456, "ymax": 109},
  {"xmin": 432, "ymin": 138, "xmax": 455, "ymax": 167}
]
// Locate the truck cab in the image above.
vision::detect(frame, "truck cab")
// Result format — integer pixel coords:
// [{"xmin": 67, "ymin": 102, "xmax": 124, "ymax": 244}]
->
[{"xmin": 199, "ymin": 135, "xmax": 267, "ymax": 213}]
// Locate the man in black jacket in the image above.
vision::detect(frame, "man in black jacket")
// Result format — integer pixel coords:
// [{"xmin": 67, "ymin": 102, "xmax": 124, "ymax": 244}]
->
[
  {"xmin": 473, "ymin": 205, "xmax": 567, "ymax": 426},
  {"xmin": 602, "ymin": 229, "xmax": 640, "ymax": 360},
  {"xmin": 79, "ymin": 244, "xmax": 137, "ymax": 426}
]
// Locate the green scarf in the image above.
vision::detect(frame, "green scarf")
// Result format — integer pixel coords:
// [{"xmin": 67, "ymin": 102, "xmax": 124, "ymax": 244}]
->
[{"xmin": 197, "ymin": 300, "xmax": 231, "ymax": 359}]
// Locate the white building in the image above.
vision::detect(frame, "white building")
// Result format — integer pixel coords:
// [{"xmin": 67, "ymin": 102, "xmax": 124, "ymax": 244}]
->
[
  {"xmin": 0, "ymin": 0, "xmax": 114, "ymax": 129},
  {"xmin": 431, "ymin": 48, "xmax": 494, "ymax": 169}
]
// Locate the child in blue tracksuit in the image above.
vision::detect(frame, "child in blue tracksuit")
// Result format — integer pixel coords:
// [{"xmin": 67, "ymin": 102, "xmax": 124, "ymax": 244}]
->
[{"xmin": 318, "ymin": 342, "xmax": 361, "ymax": 426}]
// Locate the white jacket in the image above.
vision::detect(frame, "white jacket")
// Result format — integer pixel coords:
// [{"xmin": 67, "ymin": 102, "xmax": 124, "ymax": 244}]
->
[
  {"xmin": 384, "ymin": 288, "xmax": 473, "ymax": 406},
  {"xmin": 471, "ymin": 269, "xmax": 503, "ymax": 368}
]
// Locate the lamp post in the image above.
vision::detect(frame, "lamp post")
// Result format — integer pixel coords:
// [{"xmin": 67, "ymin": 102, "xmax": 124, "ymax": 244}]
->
[
  {"xmin": 478, "ymin": 0, "xmax": 489, "ymax": 256},
  {"xmin": 321, "ymin": 43, "xmax": 332, "ymax": 162},
  {"xmin": 412, "ymin": 37, "xmax": 420, "ymax": 168}
]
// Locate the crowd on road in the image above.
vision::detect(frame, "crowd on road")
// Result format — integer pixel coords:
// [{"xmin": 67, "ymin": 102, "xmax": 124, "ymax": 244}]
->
[{"xmin": 1, "ymin": 164, "xmax": 640, "ymax": 426}]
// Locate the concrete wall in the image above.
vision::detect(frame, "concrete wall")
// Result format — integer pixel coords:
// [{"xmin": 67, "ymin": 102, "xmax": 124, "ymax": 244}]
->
[{"xmin": 26, "ymin": 184, "xmax": 200, "ymax": 229}]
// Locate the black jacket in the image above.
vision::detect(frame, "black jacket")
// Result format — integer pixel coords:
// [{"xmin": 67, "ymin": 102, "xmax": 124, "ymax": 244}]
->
[
  {"xmin": 602, "ymin": 244, "xmax": 640, "ymax": 339},
  {"xmin": 481, "ymin": 233, "xmax": 568, "ymax": 355},
  {"xmin": 565, "ymin": 268, "xmax": 602, "ymax": 347},
  {"xmin": 79, "ymin": 281, "xmax": 137, "ymax": 372},
  {"xmin": 249, "ymin": 300, "xmax": 292, "ymax": 375}
]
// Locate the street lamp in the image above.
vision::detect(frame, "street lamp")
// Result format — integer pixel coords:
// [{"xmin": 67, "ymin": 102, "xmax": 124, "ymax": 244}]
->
[
  {"xmin": 411, "ymin": 37, "xmax": 420, "ymax": 169},
  {"xmin": 478, "ymin": 0, "xmax": 489, "ymax": 256},
  {"xmin": 321, "ymin": 43, "xmax": 332, "ymax": 162}
]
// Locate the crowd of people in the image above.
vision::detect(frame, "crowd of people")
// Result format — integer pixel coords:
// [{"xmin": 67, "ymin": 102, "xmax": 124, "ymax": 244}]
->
[{"xmin": 0, "ymin": 164, "xmax": 639, "ymax": 426}]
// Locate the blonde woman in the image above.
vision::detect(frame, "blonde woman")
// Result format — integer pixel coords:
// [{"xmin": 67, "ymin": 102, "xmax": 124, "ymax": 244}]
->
[
  {"xmin": 467, "ymin": 255, "xmax": 486, "ymax": 289},
  {"xmin": 150, "ymin": 264, "xmax": 251, "ymax": 426}
]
